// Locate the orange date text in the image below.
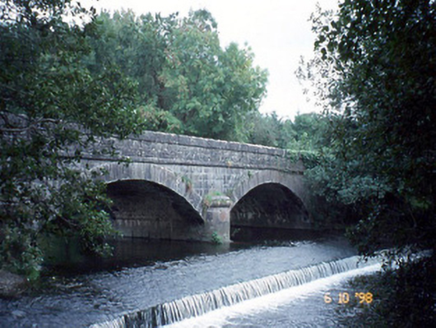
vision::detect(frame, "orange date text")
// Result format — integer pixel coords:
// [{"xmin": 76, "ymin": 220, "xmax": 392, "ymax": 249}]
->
[{"xmin": 323, "ymin": 292, "xmax": 373, "ymax": 304}]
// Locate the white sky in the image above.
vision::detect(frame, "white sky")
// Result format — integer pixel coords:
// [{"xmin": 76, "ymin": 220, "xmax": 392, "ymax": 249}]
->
[{"xmin": 86, "ymin": 0, "xmax": 339, "ymax": 119}]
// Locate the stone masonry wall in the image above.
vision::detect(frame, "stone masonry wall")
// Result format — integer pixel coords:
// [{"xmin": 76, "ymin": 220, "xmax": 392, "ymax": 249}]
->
[
  {"xmin": 78, "ymin": 131, "xmax": 311, "ymax": 242},
  {"xmin": 83, "ymin": 131, "xmax": 304, "ymax": 173}
]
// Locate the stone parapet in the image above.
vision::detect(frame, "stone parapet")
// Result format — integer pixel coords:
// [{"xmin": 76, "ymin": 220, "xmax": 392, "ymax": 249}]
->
[{"xmin": 82, "ymin": 130, "xmax": 304, "ymax": 173}]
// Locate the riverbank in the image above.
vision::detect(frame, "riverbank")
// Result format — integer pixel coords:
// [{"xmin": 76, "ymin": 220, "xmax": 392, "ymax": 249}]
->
[{"xmin": 334, "ymin": 255, "xmax": 436, "ymax": 327}]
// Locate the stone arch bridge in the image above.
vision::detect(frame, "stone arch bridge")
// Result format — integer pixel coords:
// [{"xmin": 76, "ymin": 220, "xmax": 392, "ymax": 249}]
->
[{"xmin": 80, "ymin": 131, "xmax": 312, "ymax": 242}]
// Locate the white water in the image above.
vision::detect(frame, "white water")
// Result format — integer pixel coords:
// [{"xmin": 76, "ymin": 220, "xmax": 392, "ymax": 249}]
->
[
  {"xmin": 91, "ymin": 255, "xmax": 382, "ymax": 328},
  {"xmin": 164, "ymin": 263, "xmax": 382, "ymax": 328}
]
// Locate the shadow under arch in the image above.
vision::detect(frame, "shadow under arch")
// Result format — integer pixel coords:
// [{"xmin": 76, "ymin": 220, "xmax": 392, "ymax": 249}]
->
[
  {"xmin": 229, "ymin": 171, "xmax": 311, "ymax": 241},
  {"xmin": 96, "ymin": 163, "xmax": 205, "ymax": 240},
  {"xmin": 98, "ymin": 162, "xmax": 203, "ymax": 220}
]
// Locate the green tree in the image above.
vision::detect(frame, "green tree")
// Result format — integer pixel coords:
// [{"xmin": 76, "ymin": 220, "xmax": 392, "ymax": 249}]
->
[
  {"xmin": 86, "ymin": 10, "xmax": 183, "ymax": 133},
  {"xmin": 0, "ymin": 0, "xmax": 143, "ymax": 278},
  {"xmin": 241, "ymin": 111, "xmax": 331, "ymax": 150},
  {"xmin": 242, "ymin": 111, "xmax": 285, "ymax": 147},
  {"xmin": 302, "ymin": 0, "xmax": 436, "ymax": 325},
  {"xmin": 88, "ymin": 9, "xmax": 268, "ymax": 140},
  {"xmin": 157, "ymin": 10, "xmax": 268, "ymax": 140},
  {"xmin": 289, "ymin": 113, "xmax": 331, "ymax": 151},
  {"xmin": 305, "ymin": 0, "xmax": 436, "ymax": 252}
]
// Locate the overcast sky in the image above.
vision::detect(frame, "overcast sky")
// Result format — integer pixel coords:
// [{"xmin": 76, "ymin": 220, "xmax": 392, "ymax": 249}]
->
[{"xmin": 86, "ymin": 0, "xmax": 339, "ymax": 119}]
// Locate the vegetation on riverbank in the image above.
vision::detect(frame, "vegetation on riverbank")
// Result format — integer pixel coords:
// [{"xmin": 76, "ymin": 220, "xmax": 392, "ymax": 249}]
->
[
  {"xmin": 0, "ymin": 0, "xmax": 141, "ymax": 281},
  {"xmin": 301, "ymin": 0, "xmax": 436, "ymax": 325},
  {"xmin": 336, "ymin": 255, "xmax": 436, "ymax": 327}
]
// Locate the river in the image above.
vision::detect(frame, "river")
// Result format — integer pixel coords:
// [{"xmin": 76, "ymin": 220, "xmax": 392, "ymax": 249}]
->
[{"xmin": 0, "ymin": 236, "xmax": 381, "ymax": 327}]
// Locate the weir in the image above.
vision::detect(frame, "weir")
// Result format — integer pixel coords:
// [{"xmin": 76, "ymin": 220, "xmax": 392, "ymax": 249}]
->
[{"xmin": 89, "ymin": 255, "xmax": 382, "ymax": 328}]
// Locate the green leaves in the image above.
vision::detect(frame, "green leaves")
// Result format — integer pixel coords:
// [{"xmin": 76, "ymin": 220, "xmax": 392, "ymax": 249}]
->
[
  {"xmin": 1, "ymin": 0, "xmax": 142, "ymax": 278},
  {"xmin": 302, "ymin": 0, "xmax": 436, "ymax": 256},
  {"xmin": 160, "ymin": 15, "xmax": 267, "ymax": 140},
  {"xmin": 89, "ymin": 9, "xmax": 267, "ymax": 141}
]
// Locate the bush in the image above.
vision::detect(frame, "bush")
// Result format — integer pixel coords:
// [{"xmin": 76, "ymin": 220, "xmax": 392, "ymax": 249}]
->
[{"xmin": 337, "ymin": 255, "xmax": 436, "ymax": 327}]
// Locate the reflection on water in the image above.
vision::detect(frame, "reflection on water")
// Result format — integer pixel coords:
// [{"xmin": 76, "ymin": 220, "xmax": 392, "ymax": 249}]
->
[
  {"xmin": 44, "ymin": 238, "xmax": 236, "ymax": 275},
  {"xmin": 43, "ymin": 230, "xmax": 335, "ymax": 275}
]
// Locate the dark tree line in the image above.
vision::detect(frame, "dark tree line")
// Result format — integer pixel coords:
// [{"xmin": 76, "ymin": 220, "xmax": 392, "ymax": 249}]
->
[
  {"xmin": 0, "ymin": 0, "xmax": 145, "ymax": 279},
  {"xmin": 300, "ymin": 0, "xmax": 436, "ymax": 325}
]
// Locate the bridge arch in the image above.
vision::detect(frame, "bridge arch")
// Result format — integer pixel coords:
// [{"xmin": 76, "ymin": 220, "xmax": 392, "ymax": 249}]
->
[
  {"xmin": 229, "ymin": 170, "xmax": 308, "ymax": 208},
  {"xmin": 93, "ymin": 163, "xmax": 206, "ymax": 240},
  {"xmin": 229, "ymin": 170, "xmax": 311, "ymax": 239},
  {"xmin": 98, "ymin": 162, "xmax": 203, "ymax": 220}
]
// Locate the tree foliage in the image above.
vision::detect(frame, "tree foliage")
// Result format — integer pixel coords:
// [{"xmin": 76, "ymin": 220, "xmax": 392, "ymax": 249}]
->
[
  {"xmin": 302, "ymin": 1, "xmax": 436, "ymax": 324},
  {"xmin": 0, "ymin": 0, "xmax": 143, "ymax": 278},
  {"xmin": 242, "ymin": 111, "xmax": 331, "ymax": 151},
  {"xmin": 303, "ymin": 0, "xmax": 436, "ymax": 252},
  {"xmin": 88, "ymin": 9, "xmax": 268, "ymax": 140}
]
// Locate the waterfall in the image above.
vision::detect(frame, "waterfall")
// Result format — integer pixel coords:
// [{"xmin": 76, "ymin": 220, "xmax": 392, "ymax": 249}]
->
[{"xmin": 90, "ymin": 255, "xmax": 381, "ymax": 328}]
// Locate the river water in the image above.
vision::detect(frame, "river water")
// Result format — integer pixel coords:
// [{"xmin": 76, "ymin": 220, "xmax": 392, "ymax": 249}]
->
[{"xmin": 0, "ymin": 237, "xmax": 381, "ymax": 327}]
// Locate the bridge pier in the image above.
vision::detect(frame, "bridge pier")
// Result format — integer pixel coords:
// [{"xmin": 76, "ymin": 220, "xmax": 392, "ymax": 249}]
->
[{"xmin": 204, "ymin": 195, "xmax": 232, "ymax": 243}]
